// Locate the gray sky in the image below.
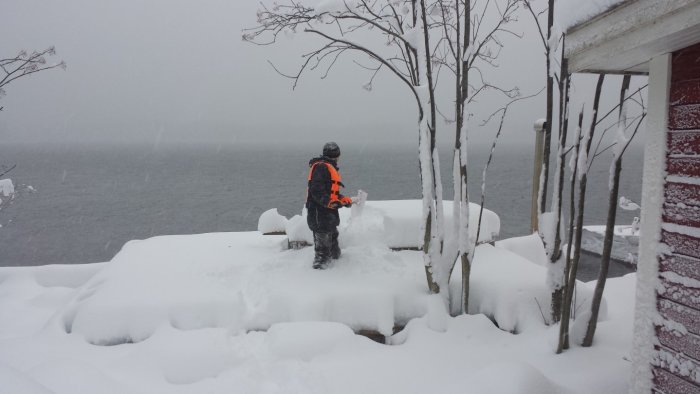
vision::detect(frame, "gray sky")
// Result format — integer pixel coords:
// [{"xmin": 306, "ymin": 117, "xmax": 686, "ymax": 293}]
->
[{"xmin": 0, "ymin": 0, "xmax": 645, "ymax": 150}]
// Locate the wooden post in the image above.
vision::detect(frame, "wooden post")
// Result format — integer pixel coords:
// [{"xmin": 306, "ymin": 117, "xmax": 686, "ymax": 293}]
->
[{"xmin": 531, "ymin": 119, "xmax": 546, "ymax": 233}]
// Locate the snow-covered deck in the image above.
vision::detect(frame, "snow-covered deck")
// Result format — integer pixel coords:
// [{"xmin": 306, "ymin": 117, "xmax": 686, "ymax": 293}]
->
[{"xmin": 0, "ymin": 201, "xmax": 638, "ymax": 393}]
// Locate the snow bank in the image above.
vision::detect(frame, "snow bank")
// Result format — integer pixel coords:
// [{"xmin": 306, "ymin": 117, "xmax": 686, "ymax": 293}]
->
[
  {"xmin": 286, "ymin": 200, "xmax": 500, "ymax": 248},
  {"xmin": 257, "ymin": 208, "xmax": 288, "ymax": 234},
  {"xmin": 457, "ymin": 244, "xmax": 596, "ymax": 333}
]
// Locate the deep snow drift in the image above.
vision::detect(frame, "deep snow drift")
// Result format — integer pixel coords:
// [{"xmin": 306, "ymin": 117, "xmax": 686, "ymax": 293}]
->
[{"xmin": 0, "ymin": 200, "xmax": 635, "ymax": 393}]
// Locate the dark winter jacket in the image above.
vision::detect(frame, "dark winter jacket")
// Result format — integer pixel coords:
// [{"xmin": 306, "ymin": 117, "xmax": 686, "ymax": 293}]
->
[{"xmin": 306, "ymin": 156, "xmax": 345, "ymax": 233}]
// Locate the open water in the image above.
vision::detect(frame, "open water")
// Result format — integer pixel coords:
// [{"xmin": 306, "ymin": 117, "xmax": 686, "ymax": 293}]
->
[{"xmin": 0, "ymin": 142, "xmax": 642, "ymax": 280}]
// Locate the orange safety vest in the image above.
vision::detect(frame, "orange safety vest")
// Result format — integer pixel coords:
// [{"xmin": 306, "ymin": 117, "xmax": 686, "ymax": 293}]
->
[{"xmin": 307, "ymin": 162, "xmax": 343, "ymax": 208}]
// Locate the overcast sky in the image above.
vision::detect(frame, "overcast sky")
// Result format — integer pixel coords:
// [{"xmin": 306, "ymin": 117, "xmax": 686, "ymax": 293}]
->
[{"xmin": 0, "ymin": 0, "xmax": 645, "ymax": 150}]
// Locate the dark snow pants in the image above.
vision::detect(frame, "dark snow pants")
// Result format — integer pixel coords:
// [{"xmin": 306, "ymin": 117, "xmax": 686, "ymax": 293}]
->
[{"xmin": 313, "ymin": 228, "xmax": 340, "ymax": 266}]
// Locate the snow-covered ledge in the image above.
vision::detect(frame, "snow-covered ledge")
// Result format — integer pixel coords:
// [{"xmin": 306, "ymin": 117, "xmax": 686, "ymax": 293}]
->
[
  {"xmin": 565, "ymin": 0, "xmax": 700, "ymax": 74},
  {"xmin": 629, "ymin": 53, "xmax": 670, "ymax": 394}
]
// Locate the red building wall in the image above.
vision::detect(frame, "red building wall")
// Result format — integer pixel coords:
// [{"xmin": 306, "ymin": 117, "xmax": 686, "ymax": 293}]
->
[{"xmin": 654, "ymin": 42, "xmax": 700, "ymax": 393}]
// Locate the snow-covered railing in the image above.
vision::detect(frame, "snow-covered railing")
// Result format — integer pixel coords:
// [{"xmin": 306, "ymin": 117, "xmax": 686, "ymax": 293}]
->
[{"xmin": 259, "ymin": 200, "xmax": 501, "ymax": 250}]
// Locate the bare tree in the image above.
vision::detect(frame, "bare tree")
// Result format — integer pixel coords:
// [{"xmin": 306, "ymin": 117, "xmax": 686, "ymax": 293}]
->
[
  {"xmin": 244, "ymin": 0, "xmax": 447, "ymax": 294},
  {"xmin": 245, "ymin": 0, "xmax": 522, "ymax": 308},
  {"xmin": 0, "ymin": 47, "xmax": 66, "ymax": 112}
]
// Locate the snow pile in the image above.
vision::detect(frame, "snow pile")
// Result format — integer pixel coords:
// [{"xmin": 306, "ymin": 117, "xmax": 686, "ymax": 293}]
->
[
  {"xmin": 257, "ymin": 208, "xmax": 288, "ymax": 234},
  {"xmin": 286, "ymin": 210, "xmax": 313, "ymax": 243},
  {"xmin": 556, "ymin": 0, "xmax": 627, "ymax": 31},
  {"xmin": 496, "ymin": 233, "xmax": 548, "ymax": 266},
  {"xmin": 284, "ymin": 200, "xmax": 500, "ymax": 248},
  {"xmin": 459, "ymin": 244, "xmax": 595, "ymax": 332}
]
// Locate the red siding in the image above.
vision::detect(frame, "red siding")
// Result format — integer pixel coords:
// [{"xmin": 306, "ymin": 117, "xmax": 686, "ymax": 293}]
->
[
  {"xmin": 660, "ymin": 230, "xmax": 700, "ymax": 260},
  {"xmin": 659, "ymin": 254, "xmax": 700, "ymax": 282},
  {"xmin": 658, "ymin": 298, "xmax": 700, "ymax": 336},
  {"xmin": 669, "ymin": 104, "xmax": 700, "ymax": 130},
  {"xmin": 670, "ymin": 80, "xmax": 700, "ymax": 106},
  {"xmin": 668, "ymin": 130, "xmax": 700, "ymax": 155},
  {"xmin": 657, "ymin": 326, "xmax": 700, "ymax": 362},
  {"xmin": 666, "ymin": 156, "xmax": 700, "ymax": 177},
  {"xmin": 653, "ymin": 367, "xmax": 700, "ymax": 394},
  {"xmin": 656, "ymin": 42, "xmax": 700, "ymax": 394}
]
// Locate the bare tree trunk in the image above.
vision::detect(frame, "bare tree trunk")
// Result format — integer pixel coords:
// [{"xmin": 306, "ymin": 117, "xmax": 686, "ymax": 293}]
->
[
  {"xmin": 549, "ymin": 44, "xmax": 570, "ymax": 323},
  {"xmin": 559, "ymin": 73, "xmax": 605, "ymax": 351},
  {"xmin": 538, "ymin": 0, "xmax": 555, "ymax": 216},
  {"xmin": 457, "ymin": 0, "xmax": 471, "ymax": 314},
  {"xmin": 557, "ymin": 108, "xmax": 583, "ymax": 354},
  {"xmin": 582, "ymin": 74, "xmax": 631, "ymax": 346},
  {"xmin": 418, "ymin": 0, "xmax": 441, "ymax": 295},
  {"xmin": 582, "ymin": 157, "xmax": 621, "ymax": 346}
]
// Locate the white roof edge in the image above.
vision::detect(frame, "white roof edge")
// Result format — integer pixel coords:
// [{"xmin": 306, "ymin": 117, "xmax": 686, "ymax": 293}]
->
[{"xmin": 566, "ymin": 0, "xmax": 700, "ymax": 74}]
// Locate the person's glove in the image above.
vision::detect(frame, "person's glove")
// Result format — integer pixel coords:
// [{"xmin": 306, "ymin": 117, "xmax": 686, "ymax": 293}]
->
[
  {"xmin": 329, "ymin": 201, "xmax": 341, "ymax": 209},
  {"xmin": 340, "ymin": 196, "xmax": 353, "ymax": 207}
]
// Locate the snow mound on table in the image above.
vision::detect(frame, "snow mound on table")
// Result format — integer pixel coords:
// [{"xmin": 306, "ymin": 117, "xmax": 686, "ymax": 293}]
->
[
  {"xmin": 287, "ymin": 200, "xmax": 500, "ymax": 248},
  {"xmin": 341, "ymin": 200, "xmax": 499, "ymax": 248},
  {"xmin": 286, "ymin": 210, "xmax": 313, "ymax": 243},
  {"xmin": 257, "ymin": 208, "xmax": 288, "ymax": 234},
  {"xmin": 496, "ymin": 233, "xmax": 548, "ymax": 266}
]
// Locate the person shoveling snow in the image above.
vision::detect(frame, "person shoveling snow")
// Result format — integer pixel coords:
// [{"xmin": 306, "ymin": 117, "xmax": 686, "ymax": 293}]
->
[{"xmin": 306, "ymin": 142, "xmax": 354, "ymax": 269}]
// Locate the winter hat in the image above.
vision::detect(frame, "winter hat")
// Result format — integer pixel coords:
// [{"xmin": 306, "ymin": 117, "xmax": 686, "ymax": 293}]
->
[{"xmin": 323, "ymin": 142, "xmax": 341, "ymax": 158}]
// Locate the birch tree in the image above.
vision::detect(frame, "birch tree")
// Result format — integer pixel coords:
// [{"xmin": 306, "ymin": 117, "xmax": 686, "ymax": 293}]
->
[
  {"xmin": 522, "ymin": 0, "xmax": 572, "ymax": 323},
  {"xmin": 431, "ymin": 0, "xmax": 520, "ymax": 312},
  {"xmin": 245, "ymin": 0, "xmax": 522, "ymax": 308}
]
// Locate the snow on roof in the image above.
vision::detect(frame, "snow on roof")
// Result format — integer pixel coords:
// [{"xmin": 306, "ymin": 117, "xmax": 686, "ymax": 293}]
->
[{"xmin": 556, "ymin": 0, "xmax": 630, "ymax": 31}]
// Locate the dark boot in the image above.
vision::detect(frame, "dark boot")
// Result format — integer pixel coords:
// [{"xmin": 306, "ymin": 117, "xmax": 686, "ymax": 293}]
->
[
  {"xmin": 330, "ymin": 228, "xmax": 341, "ymax": 259},
  {"xmin": 313, "ymin": 232, "xmax": 333, "ymax": 269}
]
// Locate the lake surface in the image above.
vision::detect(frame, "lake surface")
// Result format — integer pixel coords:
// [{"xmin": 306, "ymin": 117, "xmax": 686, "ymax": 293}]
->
[{"xmin": 0, "ymin": 142, "xmax": 642, "ymax": 280}]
